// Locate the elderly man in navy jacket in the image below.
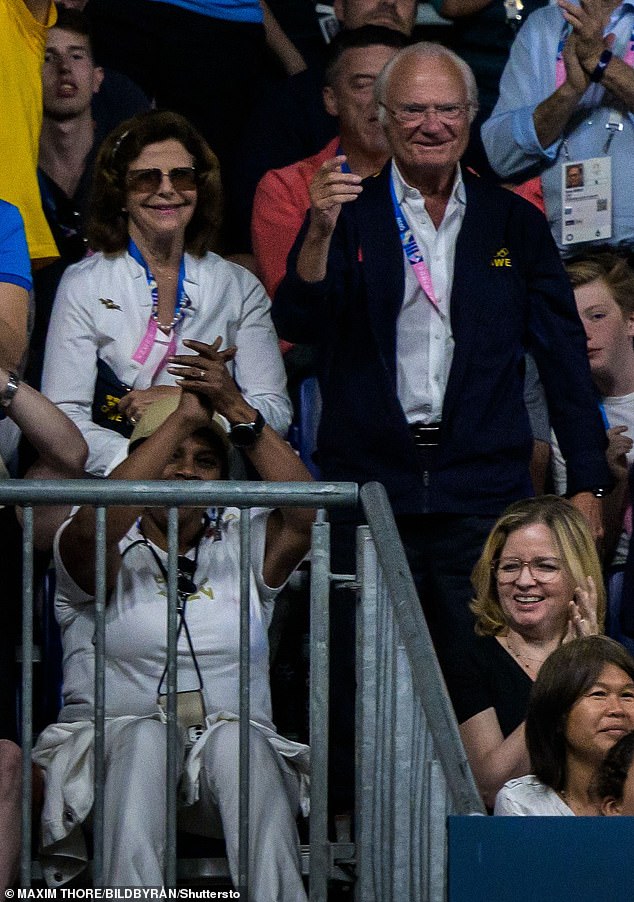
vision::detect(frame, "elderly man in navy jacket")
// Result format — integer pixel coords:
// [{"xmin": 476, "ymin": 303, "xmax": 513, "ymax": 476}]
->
[{"xmin": 274, "ymin": 41, "xmax": 611, "ymax": 662}]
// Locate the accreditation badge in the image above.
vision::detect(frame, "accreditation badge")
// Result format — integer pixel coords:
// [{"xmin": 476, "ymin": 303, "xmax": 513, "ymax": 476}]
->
[{"xmin": 561, "ymin": 156, "xmax": 612, "ymax": 246}]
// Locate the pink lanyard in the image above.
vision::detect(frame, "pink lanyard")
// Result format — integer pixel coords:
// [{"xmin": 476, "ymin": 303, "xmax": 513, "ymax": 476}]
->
[
  {"xmin": 129, "ymin": 239, "xmax": 190, "ymax": 378},
  {"xmin": 390, "ymin": 178, "xmax": 440, "ymax": 313}
]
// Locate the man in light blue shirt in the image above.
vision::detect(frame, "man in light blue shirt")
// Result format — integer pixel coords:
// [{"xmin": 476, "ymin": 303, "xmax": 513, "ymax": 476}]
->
[{"xmin": 482, "ymin": 0, "xmax": 634, "ymax": 255}]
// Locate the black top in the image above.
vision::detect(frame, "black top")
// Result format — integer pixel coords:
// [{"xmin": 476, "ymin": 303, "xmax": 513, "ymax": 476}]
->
[{"xmin": 444, "ymin": 634, "xmax": 533, "ymax": 737}]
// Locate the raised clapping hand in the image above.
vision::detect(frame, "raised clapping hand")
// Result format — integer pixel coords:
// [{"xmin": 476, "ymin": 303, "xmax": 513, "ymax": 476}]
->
[
  {"xmin": 166, "ymin": 336, "xmax": 240, "ymax": 419},
  {"xmin": 558, "ymin": 0, "xmax": 614, "ymax": 74},
  {"xmin": 563, "ymin": 575, "xmax": 599, "ymax": 642},
  {"xmin": 308, "ymin": 155, "xmax": 363, "ymax": 238},
  {"xmin": 562, "ymin": 32, "xmax": 593, "ymax": 95}
]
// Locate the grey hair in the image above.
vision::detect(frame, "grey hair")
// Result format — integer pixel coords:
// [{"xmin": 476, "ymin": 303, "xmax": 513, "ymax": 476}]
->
[{"xmin": 374, "ymin": 41, "xmax": 479, "ymax": 125}]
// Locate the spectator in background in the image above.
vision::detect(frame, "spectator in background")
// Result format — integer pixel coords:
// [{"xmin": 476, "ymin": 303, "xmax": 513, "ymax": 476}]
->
[
  {"xmin": 596, "ymin": 729, "xmax": 634, "ymax": 814},
  {"xmin": 432, "ymin": 0, "xmax": 549, "ymax": 123},
  {"xmin": 444, "ymin": 496, "xmax": 602, "ymax": 808},
  {"xmin": 42, "ymin": 110, "xmax": 291, "ymax": 477},
  {"xmin": 495, "ymin": 636, "xmax": 634, "ymax": 815},
  {"xmin": 431, "ymin": 0, "xmax": 550, "ymax": 179},
  {"xmin": 31, "ymin": 4, "xmax": 150, "ymax": 395},
  {"xmin": 482, "ymin": 0, "xmax": 634, "ymax": 255},
  {"xmin": 231, "ymin": 0, "xmax": 419, "ymax": 255},
  {"xmin": 551, "ymin": 253, "xmax": 634, "ymax": 650},
  {"xmin": 30, "ymin": 5, "xmax": 105, "ymax": 390},
  {"xmin": 253, "ymin": 25, "xmax": 406, "ymax": 300},
  {"xmin": 0, "ymin": 0, "xmax": 58, "ymax": 267},
  {"xmin": 252, "ymin": 25, "xmax": 406, "ymax": 397},
  {"xmin": 38, "ymin": 6, "xmax": 105, "ymax": 265},
  {"xmin": 54, "ymin": 1, "xmax": 151, "ymax": 135}
]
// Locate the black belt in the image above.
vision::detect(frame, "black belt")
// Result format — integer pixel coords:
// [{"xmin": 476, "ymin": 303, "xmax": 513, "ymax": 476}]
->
[{"xmin": 409, "ymin": 421, "xmax": 442, "ymax": 448}]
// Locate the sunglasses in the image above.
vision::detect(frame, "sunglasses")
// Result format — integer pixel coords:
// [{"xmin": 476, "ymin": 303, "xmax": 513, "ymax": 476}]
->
[{"xmin": 126, "ymin": 166, "xmax": 198, "ymax": 193}]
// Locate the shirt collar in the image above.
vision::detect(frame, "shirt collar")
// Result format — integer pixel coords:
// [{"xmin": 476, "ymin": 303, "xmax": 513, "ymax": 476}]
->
[{"xmin": 391, "ymin": 160, "xmax": 466, "ymax": 209}]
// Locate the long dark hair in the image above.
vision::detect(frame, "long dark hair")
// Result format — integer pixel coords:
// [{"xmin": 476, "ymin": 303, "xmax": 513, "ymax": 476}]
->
[{"xmin": 527, "ymin": 636, "xmax": 634, "ymax": 791}]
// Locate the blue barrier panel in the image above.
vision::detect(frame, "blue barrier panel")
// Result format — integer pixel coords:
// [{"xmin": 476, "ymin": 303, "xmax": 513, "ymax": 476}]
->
[{"xmin": 448, "ymin": 814, "xmax": 634, "ymax": 902}]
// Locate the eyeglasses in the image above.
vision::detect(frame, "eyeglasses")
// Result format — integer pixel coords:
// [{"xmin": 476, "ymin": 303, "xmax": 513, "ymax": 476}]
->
[
  {"xmin": 381, "ymin": 102, "xmax": 473, "ymax": 125},
  {"xmin": 493, "ymin": 557, "xmax": 564, "ymax": 583},
  {"xmin": 126, "ymin": 166, "xmax": 198, "ymax": 193}
]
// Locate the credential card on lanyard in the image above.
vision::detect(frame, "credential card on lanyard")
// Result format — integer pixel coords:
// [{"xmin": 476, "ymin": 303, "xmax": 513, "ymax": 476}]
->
[{"xmin": 561, "ymin": 157, "xmax": 612, "ymax": 246}]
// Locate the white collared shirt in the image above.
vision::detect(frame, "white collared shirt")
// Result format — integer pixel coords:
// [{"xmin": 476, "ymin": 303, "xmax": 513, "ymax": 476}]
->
[{"xmin": 392, "ymin": 161, "xmax": 467, "ymax": 424}]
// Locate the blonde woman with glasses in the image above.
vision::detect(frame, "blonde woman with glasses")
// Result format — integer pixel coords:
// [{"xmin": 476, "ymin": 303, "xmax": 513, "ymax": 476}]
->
[{"xmin": 443, "ymin": 495, "xmax": 604, "ymax": 808}]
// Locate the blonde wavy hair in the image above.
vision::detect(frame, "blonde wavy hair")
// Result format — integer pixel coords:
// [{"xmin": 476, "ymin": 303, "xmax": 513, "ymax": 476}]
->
[{"xmin": 470, "ymin": 495, "xmax": 605, "ymax": 636}]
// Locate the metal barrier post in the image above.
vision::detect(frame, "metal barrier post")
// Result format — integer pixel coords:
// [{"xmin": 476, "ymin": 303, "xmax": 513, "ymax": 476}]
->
[
  {"xmin": 92, "ymin": 506, "xmax": 107, "ymax": 886},
  {"xmin": 165, "ymin": 507, "xmax": 180, "ymax": 886},
  {"xmin": 20, "ymin": 506, "xmax": 34, "ymax": 887},
  {"xmin": 309, "ymin": 512, "xmax": 331, "ymax": 902},
  {"xmin": 238, "ymin": 510, "xmax": 252, "ymax": 897}
]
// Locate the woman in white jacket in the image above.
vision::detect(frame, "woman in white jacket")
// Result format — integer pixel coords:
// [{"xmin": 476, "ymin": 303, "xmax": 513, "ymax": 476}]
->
[{"xmin": 42, "ymin": 110, "xmax": 292, "ymax": 476}]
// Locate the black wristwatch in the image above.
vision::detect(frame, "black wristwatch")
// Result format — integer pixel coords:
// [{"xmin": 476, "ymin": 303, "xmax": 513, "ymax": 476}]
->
[{"xmin": 229, "ymin": 410, "xmax": 265, "ymax": 448}]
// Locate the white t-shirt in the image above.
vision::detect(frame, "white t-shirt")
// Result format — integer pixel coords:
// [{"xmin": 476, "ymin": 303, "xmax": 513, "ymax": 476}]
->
[
  {"xmin": 494, "ymin": 775, "xmax": 574, "ymax": 816},
  {"xmin": 54, "ymin": 507, "xmax": 278, "ymax": 727}
]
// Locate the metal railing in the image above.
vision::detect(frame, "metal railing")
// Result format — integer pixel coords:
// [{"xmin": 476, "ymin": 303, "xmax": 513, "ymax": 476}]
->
[
  {"xmin": 356, "ymin": 483, "xmax": 485, "ymax": 902},
  {"xmin": 4, "ymin": 478, "xmax": 484, "ymax": 900}
]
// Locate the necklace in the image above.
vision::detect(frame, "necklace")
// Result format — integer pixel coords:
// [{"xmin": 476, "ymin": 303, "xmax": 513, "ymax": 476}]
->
[
  {"xmin": 148, "ymin": 271, "xmax": 186, "ymax": 333},
  {"xmin": 128, "ymin": 239, "xmax": 188, "ymax": 333},
  {"xmin": 504, "ymin": 634, "xmax": 548, "ymax": 672}
]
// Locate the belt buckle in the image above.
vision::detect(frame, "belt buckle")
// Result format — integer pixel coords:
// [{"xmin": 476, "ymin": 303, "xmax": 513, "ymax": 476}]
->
[{"xmin": 410, "ymin": 422, "xmax": 441, "ymax": 448}]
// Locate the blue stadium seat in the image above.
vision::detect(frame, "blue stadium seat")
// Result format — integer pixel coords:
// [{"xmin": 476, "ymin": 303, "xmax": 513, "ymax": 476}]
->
[{"xmin": 288, "ymin": 376, "xmax": 322, "ymax": 479}]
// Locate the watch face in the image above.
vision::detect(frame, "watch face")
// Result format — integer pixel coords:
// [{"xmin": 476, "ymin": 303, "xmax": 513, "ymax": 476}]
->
[
  {"xmin": 229, "ymin": 411, "xmax": 264, "ymax": 448},
  {"xmin": 230, "ymin": 423, "xmax": 257, "ymax": 448}
]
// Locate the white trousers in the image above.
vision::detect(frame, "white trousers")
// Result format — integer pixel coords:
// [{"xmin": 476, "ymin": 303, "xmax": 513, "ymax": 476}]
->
[{"xmin": 101, "ymin": 718, "xmax": 306, "ymax": 901}]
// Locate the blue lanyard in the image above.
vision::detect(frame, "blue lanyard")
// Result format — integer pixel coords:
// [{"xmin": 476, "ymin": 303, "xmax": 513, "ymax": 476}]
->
[{"xmin": 128, "ymin": 237, "xmax": 189, "ymax": 327}]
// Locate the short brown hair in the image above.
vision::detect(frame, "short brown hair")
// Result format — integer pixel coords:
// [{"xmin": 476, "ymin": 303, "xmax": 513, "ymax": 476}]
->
[
  {"xmin": 470, "ymin": 495, "xmax": 605, "ymax": 636},
  {"xmin": 527, "ymin": 636, "xmax": 634, "ymax": 791},
  {"xmin": 87, "ymin": 110, "xmax": 222, "ymax": 257},
  {"xmin": 565, "ymin": 252, "xmax": 634, "ymax": 319}
]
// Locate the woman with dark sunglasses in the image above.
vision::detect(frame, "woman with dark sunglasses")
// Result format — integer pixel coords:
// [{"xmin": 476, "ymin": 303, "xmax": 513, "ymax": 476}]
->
[
  {"xmin": 443, "ymin": 495, "xmax": 603, "ymax": 808},
  {"xmin": 42, "ymin": 109, "xmax": 292, "ymax": 476}
]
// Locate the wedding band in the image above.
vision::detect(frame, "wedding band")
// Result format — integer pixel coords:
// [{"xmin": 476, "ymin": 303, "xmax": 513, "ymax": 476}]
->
[
  {"xmin": 129, "ymin": 415, "xmax": 138, "ymax": 425},
  {"xmin": 199, "ymin": 369, "xmax": 205, "ymax": 380}
]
